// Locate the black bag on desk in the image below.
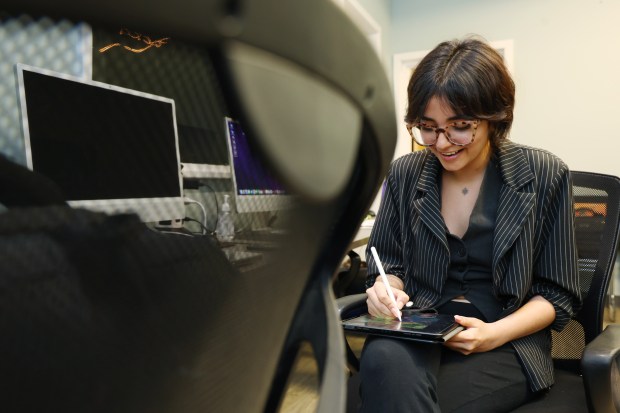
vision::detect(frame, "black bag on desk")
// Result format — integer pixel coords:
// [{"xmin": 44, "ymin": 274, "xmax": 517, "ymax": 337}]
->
[
  {"xmin": 0, "ymin": 206, "xmax": 232, "ymax": 413},
  {"xmin": 333, "ymin": 250, "xmax": 368, "ymax": 298}
]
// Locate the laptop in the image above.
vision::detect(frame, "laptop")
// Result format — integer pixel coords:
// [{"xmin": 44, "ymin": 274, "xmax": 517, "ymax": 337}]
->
[{"xmin": 342, "ymin": 309, "xmax": 464, "ymax": 343}]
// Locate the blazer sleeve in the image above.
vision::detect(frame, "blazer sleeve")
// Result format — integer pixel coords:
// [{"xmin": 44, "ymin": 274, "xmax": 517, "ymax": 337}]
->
[
  {"xmin": 531, "ymin": 164, "xmax": 582, "ymax": 331},
  {"xmin": 365, "ymin": 162, "xmax": 406, "ymax": 289}
]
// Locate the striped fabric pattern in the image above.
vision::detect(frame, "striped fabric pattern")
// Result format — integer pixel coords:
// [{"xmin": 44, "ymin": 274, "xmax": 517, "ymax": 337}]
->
[{"xmin": 366, "ymin": 140, "xmax": 582, "ymax": 392}]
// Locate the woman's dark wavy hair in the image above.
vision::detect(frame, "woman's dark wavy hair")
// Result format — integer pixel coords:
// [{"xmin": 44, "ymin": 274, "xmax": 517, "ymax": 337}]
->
[{"xmin": 405, "ymin": 37, "xmax": 515, "ymax": 148}]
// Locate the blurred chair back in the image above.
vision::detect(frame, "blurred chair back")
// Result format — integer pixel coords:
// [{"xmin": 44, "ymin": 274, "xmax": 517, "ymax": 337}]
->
[{"xmin": 0, "ymin": 1, "xmax": 396, "ymax": 412}]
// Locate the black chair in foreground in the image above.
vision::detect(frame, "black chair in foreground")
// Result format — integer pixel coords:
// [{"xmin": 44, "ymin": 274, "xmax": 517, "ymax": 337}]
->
[
  {"xmin": 339, "ymin": 171, "xmax": 620, "ymax": 413},
  {"xmin": 1, "ymin": 0, "xmax": 396, "ymax": 412}
]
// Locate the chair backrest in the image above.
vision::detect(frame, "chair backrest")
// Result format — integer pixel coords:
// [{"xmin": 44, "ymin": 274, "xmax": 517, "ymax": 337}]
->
[
  {"xmin": 551, "ymin": 171, "xmax": 620, "ymax": 371},
  {"xmin": 1, "ymin": 1, "xmax": 396, "ymax": 412}
]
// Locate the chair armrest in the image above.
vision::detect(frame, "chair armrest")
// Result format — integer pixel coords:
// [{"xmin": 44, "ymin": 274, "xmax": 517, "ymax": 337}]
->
[
  {"xmin": 581, "ymin": 324, "xmax": 620, "ymax": 413},
  {"xmin": 337, "ymin": 293, "xmax": 368, "ymax": 319},
  {"xmin": 337, "ymin": 293, "xmax": 368, "ymax": 373}
]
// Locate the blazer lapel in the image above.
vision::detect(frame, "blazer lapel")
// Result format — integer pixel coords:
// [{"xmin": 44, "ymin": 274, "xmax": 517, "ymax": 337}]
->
[
  {"xmin": 492, "ymin": 142, "xmax": 536, "ymax": 274},
  {"xmin": 410, "ymin": 145, "xmax": 535, "ymax": 268},
  {"xmin": 412, "ymin": 153, "xmax": 449, "ymax": 252}
]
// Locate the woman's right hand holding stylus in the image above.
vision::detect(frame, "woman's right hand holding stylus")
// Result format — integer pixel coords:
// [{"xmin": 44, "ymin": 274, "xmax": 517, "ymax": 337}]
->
[{"xmin": 366, "ymin": 274, "xmax": 410, "ymax": 319}]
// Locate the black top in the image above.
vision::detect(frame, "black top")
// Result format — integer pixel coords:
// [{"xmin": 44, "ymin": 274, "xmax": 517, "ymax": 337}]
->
[{"xmin": 437, "ymin": 158, "xmax": 503, "ymax": 321}]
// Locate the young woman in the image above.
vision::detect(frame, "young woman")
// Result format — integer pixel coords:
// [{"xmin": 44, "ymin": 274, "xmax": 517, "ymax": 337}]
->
[{"xmin": 360, "ymin": 37, "xmax": 581, "ymax": 412}]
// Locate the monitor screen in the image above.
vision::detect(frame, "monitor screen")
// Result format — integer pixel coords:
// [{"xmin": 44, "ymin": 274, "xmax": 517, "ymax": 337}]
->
[
  {"xmin": 224, "ymin": 117, "xmax": 292, "ymax": 213},
  {"xmin": 16, "ymin": 64, "xmax": 185, "ymax": 223}
]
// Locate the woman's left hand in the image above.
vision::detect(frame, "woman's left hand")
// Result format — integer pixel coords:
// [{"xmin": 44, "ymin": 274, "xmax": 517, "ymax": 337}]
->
[
  {"xmin": 442, "ymin": 315, "xmax": 505, "ymax": 355},
  {"xmin": 444, "ymin": 295, "xmax": 556, "ymax": 355}
]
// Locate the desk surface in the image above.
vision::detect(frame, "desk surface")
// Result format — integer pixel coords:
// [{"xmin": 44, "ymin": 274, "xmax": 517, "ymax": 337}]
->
[
  {"xmin": 349, "ymin": 236, "xmax": 370, "ymax": 250},
  {"xmin": 350, "ymin": 219, "xmax": 373, "ymax": 251},
  {"xmin": 220, "ymin": 243, "xmax": 263, "ymax": 268}
]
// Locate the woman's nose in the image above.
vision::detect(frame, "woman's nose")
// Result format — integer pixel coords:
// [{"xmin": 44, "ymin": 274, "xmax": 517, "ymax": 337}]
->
[{"xmin": 434, "ymin": 131, "xmax": 451, "ymax": 149}]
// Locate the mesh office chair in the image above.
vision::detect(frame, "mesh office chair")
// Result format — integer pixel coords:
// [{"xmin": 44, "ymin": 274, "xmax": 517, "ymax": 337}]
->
[
  {"xmin": 339, "ymin": 171, "xmax": 620, "ymax": 413},
  {"xmin": 0, "ymin": 1, "xmax": 396, "ymax": 412}
]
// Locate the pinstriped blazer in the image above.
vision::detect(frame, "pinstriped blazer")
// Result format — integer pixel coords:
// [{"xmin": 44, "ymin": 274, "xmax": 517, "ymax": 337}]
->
[{"xmin": 366, "ymin": 140, "xmax": 582, "ymax": 392}]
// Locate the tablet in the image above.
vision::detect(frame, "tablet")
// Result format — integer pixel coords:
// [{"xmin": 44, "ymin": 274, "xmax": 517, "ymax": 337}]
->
[{"xmin": 342, "ymin": 309, "xmax": 464, "ymax": 343}]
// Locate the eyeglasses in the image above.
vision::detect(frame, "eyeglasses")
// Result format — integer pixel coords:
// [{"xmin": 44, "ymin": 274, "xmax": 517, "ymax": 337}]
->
[{"xmin": 406, "ymin": 119, "xmax": 479, "ymax": 147}]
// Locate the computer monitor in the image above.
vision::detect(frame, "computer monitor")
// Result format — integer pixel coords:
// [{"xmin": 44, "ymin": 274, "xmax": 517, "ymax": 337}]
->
[
  {"xmin": 16, "ymin": 64, "xmax": 185, "ymax": 223},
  {"xmin": 224, "ymin": 117, "xmax": 292, "ymax": 213},
  {"xmin": 177, "ymin": 124, "xmax": 230, "ymax": 180}
]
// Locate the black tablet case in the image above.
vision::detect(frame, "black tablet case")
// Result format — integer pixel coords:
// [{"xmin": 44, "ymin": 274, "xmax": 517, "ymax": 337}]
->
[{"xmin": 342, "ymin": 309, "xmax": 464, "ymax": 343}]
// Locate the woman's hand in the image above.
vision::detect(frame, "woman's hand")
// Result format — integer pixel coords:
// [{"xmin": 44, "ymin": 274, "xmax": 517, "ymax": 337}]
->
[
  {"xmin": 366, "ymin": 275, "xmax": 409, "ymax": 319},
  {"xmin": 442, "ymin": 316, "xmax": 505, "ymax": 355},
  {"xmin": 444, "ymin": 295, "xmax": 556, "ymax": 355}
]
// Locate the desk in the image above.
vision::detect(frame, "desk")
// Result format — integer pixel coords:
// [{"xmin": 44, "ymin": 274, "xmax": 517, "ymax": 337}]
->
[
  {"xmin": 349, "ymin": 236, "xmax": 370, "ymax": 250},
  {"xmin": 221, "ymin": 244, "xmax": 262, "ymax": 268}
]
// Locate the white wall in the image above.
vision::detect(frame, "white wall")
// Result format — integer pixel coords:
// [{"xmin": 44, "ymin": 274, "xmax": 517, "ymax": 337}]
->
[
  {"xmin": 390, "ymin": 0, "xmax": 620, "ymax": 176},
  {"xmin": 356, "ymin": 0, "xmax": 392, "ymax": 76},
  {"xmin": 333, "ymin": 0, "xmax": 393, "ymax": 217}
]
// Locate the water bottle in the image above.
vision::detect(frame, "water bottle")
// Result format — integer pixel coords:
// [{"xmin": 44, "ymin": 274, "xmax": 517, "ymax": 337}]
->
[{"xmin": 216, "ymin": 194, "xmax": 235, "ymax": 242}]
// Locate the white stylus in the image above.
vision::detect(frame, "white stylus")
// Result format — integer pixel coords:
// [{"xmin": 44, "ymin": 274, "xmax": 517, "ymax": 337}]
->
[{"xmin": 370, "ymin": 246, "xmax": 402, "ymax": 321}]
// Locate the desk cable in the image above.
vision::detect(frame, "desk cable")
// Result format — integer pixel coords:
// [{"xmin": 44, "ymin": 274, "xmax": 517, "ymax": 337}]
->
[{"xmin": 184, "ymin": 196, "xmax": 207, "ymax": 235}]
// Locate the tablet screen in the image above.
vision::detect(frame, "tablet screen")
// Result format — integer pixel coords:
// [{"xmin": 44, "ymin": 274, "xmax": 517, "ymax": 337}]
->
[{"xmin": 342, "ymin": 310, "xmax": 462, "ymax": 342}]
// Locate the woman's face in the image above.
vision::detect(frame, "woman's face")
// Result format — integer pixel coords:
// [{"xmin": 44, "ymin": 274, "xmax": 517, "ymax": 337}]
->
[{"xmin": 423, "ymin": 96, "xmax": 491, "ymax": 176}]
